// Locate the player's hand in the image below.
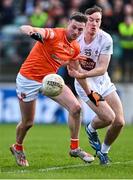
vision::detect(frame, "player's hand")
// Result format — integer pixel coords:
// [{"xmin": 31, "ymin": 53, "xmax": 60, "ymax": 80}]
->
[
  {"xmin": 73, "ymin": 55, "xmax": 88, "ymax": 61},
  {"xmin": 30, "ymin": 32, "xmax": 44, "ymax": 43},
  {"xmin": 67, "ymin": 66, "xmax": 85, "ymax": 78},
  {"xmin": 87, "ymin": 90, "xmax": 105, "ymax": 106}
]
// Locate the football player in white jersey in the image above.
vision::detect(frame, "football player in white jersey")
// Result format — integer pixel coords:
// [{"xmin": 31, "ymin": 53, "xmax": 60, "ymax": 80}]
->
[{"xmin": 68, "ymin": 5, "xmax": 125, "ymax": 165}]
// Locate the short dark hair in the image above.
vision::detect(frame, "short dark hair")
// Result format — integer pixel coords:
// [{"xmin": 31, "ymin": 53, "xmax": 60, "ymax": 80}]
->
[
  {"xmin": 69, "ymin": 12, "xmax": 88, "ymax": 23},
  {"xmin": 85, "ymin": 5, "xmax": 102, "ymax": 15}
]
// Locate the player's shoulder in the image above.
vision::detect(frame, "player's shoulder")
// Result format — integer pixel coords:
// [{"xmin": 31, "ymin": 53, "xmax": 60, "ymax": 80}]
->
[
  {"xmin": 72, "ymin": 39, "xmax": 80, "ymax": 49},
  {"xmin": 98, "ymin": 29, "xmax": 113, "ymax": 43},
  {"xmin": 53, "ymin": 28, "xmax": 65, "ymax": 34},
  {"xmin": 51, "ymin": 28, "xmax": 66, "ymax": 39}
]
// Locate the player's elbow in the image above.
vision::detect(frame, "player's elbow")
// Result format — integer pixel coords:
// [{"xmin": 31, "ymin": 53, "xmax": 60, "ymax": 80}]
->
[
  {"xmin": 100, "ymin": 71, "xmax": 105, "ymax": 76},
  {"xmin": 98, "ymin": 68, "xmax": 107, "ymax": 76}
]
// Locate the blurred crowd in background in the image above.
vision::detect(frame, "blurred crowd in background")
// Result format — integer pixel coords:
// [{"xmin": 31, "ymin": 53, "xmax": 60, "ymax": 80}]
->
[{"xmin": 0, "ymin": 0, "xmax": 133, "ymax": 87}]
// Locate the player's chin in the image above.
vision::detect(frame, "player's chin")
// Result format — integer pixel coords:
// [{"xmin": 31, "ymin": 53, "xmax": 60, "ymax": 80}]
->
[
  {"xmin": 91, "ymin": 29, "xmax": 97, "ymax": 34},
  {"xmin": 71, "ymin": 35, "xmax": 78, "ymax": 40}
]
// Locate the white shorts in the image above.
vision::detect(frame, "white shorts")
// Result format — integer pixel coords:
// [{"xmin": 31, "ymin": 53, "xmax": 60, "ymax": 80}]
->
[
  {"xmin": 16, "ymin": 73, "xmax": 42, "ymax": 102},
  {"xmin": 75, "ymin": 76, "xmax": 116, "ymax": 103},
  {"xmin": 75, "ymin": 76, "xmax": 116, "ymax": 123}
]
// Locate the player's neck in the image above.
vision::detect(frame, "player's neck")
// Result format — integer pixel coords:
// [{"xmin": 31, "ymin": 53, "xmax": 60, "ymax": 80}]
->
[
  {"xmin": 65, "ymin": 30, "xmax": 73, "ymax": 43},
  {"xmin": 84, "ymin": 33, "xmax": 96, "ymax": 44},
  {"xmin": 84, "ymin": 29, "xmax": 98, "ymax": 44}
]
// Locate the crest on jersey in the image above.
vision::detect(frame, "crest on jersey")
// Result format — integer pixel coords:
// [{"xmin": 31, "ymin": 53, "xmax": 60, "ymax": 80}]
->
[
  {"xmin": 84, "ymin": 49, "xmax": 92, "ymax": 56},
  {"xmin": 69, "ymin": 48, "xmax": 74, "ymax": 55},
  {"xmin": 63, "ymin": 45, "xmax": 74, "ymax": 55},
  {"xmin": 58, "ymin": 43, "xmax": 74, "ymax": 55}
]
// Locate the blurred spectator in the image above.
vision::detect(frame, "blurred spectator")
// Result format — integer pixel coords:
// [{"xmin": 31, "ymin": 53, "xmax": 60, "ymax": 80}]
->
[
  {"xmin": 0, "ymin": 34, "xmax": 31, "ymax": 64},
  {"xmin": 123, "ymin": 3, "xmax": 133, "ymax": 16},
  {"xmin": 118, "ymin": 15, "xmax": 133, "ymax": 82},
  {"xmin": 56, "ymin": 17, "xmax": 68, "ymax": 27},
  {"xmin": 0, "ymin": 0, "xmax": 15, "ymax": 27},
  {"xmin": 68, "ymin": 0, "xmax": 85, "ymax": 15},
  {"xmin": 96, "ymin": 0, "xmax": 113, "ymax": 32},
  {"xmin": 131, "ymin": 0, "xmax": 133, "ymax": 6},
  {"xmin": 45, "ymin": 0, "xmax": 65, "ymax": 27},
  {"xmin": 109, "ymin": 34, "xmax": 123, "ymax": 82},
  {"xmin": 29, "ymin": 2, "xmax": 48, "ymax": 27},
  {"xmin": 20, "ymin": 0, "xmax": 36, "ymax": 16},
  {"xmin": 96, "ymin": 0, "xmax": 113, "ymax": 16},
  {"xmin": 111, "ymin": 0, "xmax": 124, "ymax": 33}
]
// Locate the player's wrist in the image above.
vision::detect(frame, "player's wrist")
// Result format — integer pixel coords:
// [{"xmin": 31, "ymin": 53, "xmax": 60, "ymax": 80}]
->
[
  {"xmin": 30, "ymin": 32, "xmax": 44, "ymax": 43},
  {"xmin": 87, "ymin": 91, "xmax": 105, "ymax": 106},
  {"xmin": 87, "ymin": 90, "xmax": 93, "ymax": 96},
  {"xmin": 78, "ymin": 73, "xmax": 87, "ymax": 79}
]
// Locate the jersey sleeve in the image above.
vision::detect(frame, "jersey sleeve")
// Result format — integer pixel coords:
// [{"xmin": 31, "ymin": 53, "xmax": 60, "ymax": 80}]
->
[
  {"xmin": 39, "ymin": 28, "xmax": 56, "ymax": 40},
  {"xmin": 101, "ymin": 36, "xmax": 113, "ymax": 55}
]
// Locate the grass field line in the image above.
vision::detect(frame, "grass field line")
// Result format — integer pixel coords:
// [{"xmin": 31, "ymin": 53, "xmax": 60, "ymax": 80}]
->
[
  {"xmin": 38, "ymin": 160, "xmax": 133, "ymax": 172},
  {"xmin": 1, "ymin": 160, "xmax": 133, "ymax": 174}
]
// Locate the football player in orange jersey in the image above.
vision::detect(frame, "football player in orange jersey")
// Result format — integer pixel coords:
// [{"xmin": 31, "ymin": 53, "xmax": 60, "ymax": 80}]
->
[{"xmin": 9, "ymin": 12, "xmax": 98, "ymax": 167}]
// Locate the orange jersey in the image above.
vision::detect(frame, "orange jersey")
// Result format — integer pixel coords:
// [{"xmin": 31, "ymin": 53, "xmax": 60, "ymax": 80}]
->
[{"xmin": 20, "ymin": 28, "xmax": 80, "ymax": 82}]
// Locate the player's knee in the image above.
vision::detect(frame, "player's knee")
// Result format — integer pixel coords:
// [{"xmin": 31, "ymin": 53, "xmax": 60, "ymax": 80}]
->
[
  {"xmin": 25, "ymin": 123, "xmax": 33, "ymax": 131},
  {"xmin": 114, "ymin": 117, "xmax": 125, "ymax": 129},
  {"xmin": 21, "ymin": 120, "xmax": 34, "ymax": 131},
  {"xmin": 103, "ymin": 111, "xmax": 115, "ymax": 125},
  {"xmin": 71, "ymin": 103, "xmax": 81, "ymax": 117}
]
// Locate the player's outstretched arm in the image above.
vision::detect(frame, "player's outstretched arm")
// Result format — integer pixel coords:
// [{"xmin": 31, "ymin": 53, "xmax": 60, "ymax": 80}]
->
[
  {"xmin": 68, "ymin": 60, "xmax": 90, "ymax": 95},
  {"xmin": 80, "ymin": 54, "xmax": 111, "ymax": 78},
  {"xmin": 20, "ymin": 25, "xmax": 44, "ymax": 43},
  {"xmin": 68, "ymin": 60, "xmax": 105, "ymax": 106},
  {"xmin": 68, "ymin": 54, "xmax": 111, "ymax": 79},
  {"xmin": 20, "ymin": 25, "xmax": 55, "ymax": 43}
]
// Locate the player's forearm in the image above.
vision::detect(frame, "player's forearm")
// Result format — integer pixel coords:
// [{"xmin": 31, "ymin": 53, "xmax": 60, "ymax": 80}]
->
[
  {"xmin": 20, "ymin": 25, "xmax": 44, "ymax": 43},
  {"xmin": 82, "ymin": 67, "xmax": 106, "ymax": 78},
  {"xmin": 20, "ymin": 25, "xmax": 36, "ymax": 35},
  {"xmin": 76, "ymin": 78, "xmax": 91, "ymax": 95}
]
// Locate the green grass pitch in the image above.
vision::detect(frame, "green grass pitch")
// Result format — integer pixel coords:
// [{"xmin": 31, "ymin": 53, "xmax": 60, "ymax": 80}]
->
[{"xmin": 0, "ymin": 124, "xmax": 133, "ymax": 179}]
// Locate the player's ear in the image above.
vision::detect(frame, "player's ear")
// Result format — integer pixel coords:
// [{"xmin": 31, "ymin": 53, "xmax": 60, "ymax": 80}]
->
[{"xmin": 68, "ymin": 20, "xmax": 71, "ymax": 26}]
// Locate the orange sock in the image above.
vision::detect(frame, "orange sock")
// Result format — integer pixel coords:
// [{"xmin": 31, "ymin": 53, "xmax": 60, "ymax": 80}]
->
[
  {"xmin": 70, "ymin": 139, "xmax": 79, "ymax": 150},
  {"xmin": 14, "ymin": 143, "xmax": 23, "ymax": 151}
]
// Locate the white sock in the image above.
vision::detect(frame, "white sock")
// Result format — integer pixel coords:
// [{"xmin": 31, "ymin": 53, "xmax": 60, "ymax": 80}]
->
[
  {"xmin": 88, "ymin": 123, "xmax": 96, "ymax": 133},
  {"xmin": 101, "ymin": 142, "xmax": 111, "ymax": 154}
]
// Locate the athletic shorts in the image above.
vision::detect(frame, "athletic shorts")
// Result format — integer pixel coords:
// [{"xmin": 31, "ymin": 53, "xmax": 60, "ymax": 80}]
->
[
  {"xmin": 16, "ymin": 73, "xmax": 42, "ymax": 102},
  {"xmin": 75, "ymin": 76, "xmax": 116, "ymax": 103},
  {"xmin": 75, "ymin": 76, "xmax": 116, "ymax": 122}
]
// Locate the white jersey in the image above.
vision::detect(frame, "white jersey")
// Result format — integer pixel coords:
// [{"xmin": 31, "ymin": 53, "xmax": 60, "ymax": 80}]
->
[{"xmin": 75, "ymin": 29, "xmax": 116, "ymax": 102}]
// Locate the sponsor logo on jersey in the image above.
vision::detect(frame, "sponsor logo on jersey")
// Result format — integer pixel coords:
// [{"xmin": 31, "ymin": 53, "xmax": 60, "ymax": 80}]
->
[{"xmin": 80, "ymin": 57, "xmax": 96, "ymax": 71}]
